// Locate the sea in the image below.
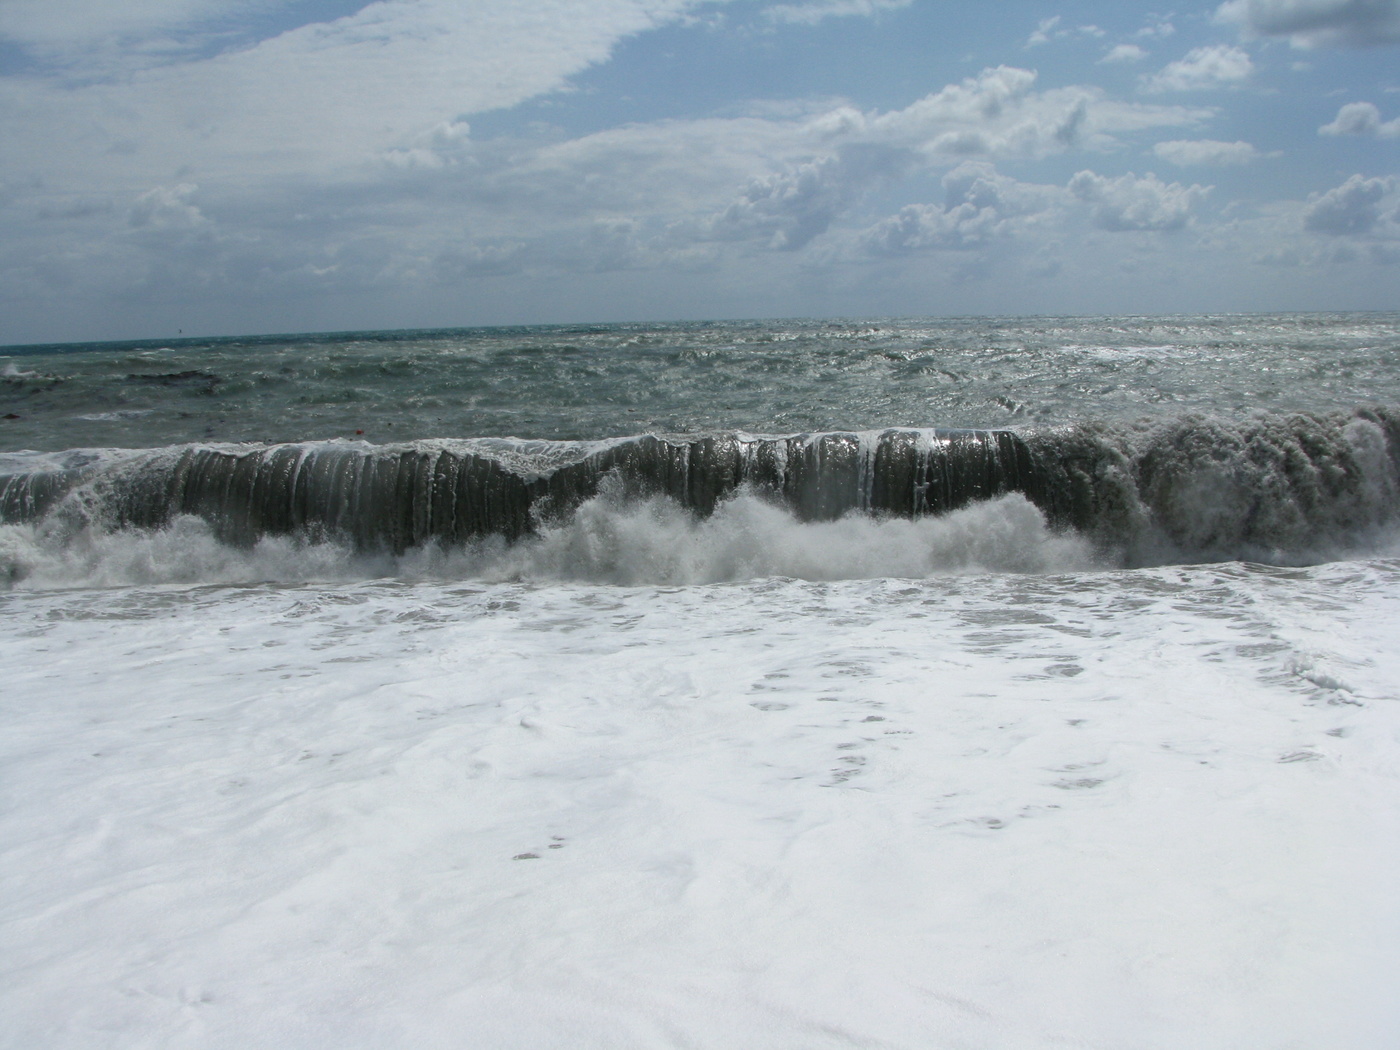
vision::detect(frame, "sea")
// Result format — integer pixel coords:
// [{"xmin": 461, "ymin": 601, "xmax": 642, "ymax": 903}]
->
[{"xmin": 2, "ymin": 314, "xmax": 1399, "ymax": 1049}]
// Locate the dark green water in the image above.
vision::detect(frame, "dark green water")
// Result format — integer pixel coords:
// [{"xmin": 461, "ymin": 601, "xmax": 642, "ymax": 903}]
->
[{"xmin": 4, "ymin": 314, "xmax": 1397, "ymax": 452}]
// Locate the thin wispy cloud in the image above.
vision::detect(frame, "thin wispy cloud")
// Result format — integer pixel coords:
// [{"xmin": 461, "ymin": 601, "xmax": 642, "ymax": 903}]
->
[
  {"xmin": 1153, "ymin": 138, "xmax": 1266, "ymax": 164},
  {"xmin": 1142, "ymin": 44, "xmax": 1254, "ymax": 91},
  {"xmin": 765, "ymin": 0, "xmax": 913, "ymax": 24},
  {"xmin": 1026, "ymin": 15, "xmax": 1106, "ymax": 46}
]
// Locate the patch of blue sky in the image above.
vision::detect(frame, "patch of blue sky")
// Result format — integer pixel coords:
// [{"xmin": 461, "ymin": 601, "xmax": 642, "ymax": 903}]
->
[
  {"xmin": 469, "ymin": 10, "xmax": 957, "ymax": 140},
  {"xmin": 475, "ymin": 2, "xmax": 1192, "ymax": 139},
  {"xmin": 0, "ymin": 39, "xmax": 39, "ymax": 76},
  {"xmin": 215, "ymin": 0, "xmax": 375, "ymax": 50},
  {"xmin": 0, "ymin": 0, "xmax": 374, "ymax": 77}
]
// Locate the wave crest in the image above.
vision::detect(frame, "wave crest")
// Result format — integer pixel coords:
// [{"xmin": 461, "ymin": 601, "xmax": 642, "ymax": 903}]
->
[
  {"xmin": 3, "ymin": 408, "xmax": 1399, "ymax": 587},
  {"xmin": 0, "ymin": 490, "xmax": 1098, "ymax": 589}
]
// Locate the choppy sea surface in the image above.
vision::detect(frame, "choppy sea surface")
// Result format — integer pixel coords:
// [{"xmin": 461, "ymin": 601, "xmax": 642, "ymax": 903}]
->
[{"xmin": 2, "ymin": 315, "xmax": 1399, "ymax": 1049}]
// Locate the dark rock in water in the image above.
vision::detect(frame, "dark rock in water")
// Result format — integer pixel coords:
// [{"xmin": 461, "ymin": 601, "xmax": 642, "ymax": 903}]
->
[{"xmin": 127, "ymin": 370, "xmax": 222, "ymax": 394}]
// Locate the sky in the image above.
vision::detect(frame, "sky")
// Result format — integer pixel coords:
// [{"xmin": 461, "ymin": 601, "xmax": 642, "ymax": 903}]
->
[{"xmin": 1, "ymin": 0, "xmax": 1398, "ymax": 343}]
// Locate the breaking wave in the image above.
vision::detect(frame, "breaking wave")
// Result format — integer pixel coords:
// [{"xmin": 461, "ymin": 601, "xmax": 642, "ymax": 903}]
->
[
  {"xmin": 0, "ymin": 489, "xmax": 1097, "ymax": 589},
  {"xmin": 2, "ymin": 408, "xmax": 1398, "ymax": 588}
]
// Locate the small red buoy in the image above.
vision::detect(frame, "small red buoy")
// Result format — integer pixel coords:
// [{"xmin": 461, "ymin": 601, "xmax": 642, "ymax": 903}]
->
[{"xmin": 355, "ymin": 429, "xmax": 364, "ymax": 435}]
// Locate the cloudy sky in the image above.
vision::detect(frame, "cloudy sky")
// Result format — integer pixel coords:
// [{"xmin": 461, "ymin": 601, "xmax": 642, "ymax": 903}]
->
[{"xmin": 2, "ymin": 0, "xmax": 1398, "ymax": 343}]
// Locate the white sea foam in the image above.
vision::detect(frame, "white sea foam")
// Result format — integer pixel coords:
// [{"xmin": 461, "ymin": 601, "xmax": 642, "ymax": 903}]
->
[
  {"xmin": 4, "ymin": 316, "xmax": 1400, "ymax": 1048},
  {"xmin": 466, "ymin": 489, "xmax": 1100, "ymax": 584},
  {"xmin": 1060, "ymin": 342, "xmax": 1185, "ymax": 359},
  {"xmin": 2, "ymin": 561, "xmax": 1398, "ymax": 1047},
  {"xmin": 73, "ymin": 410, "xmax": 155, "ymax": 422},
  {"xmin": 0, "ymin": 492, "xmax": 1099, "ymax": 590}
]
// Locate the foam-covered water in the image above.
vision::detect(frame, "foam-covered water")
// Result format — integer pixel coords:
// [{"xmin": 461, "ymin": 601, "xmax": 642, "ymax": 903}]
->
[{"xmin": 3, "ymin": 315, "xmax": 1399, "ymax": 1048}]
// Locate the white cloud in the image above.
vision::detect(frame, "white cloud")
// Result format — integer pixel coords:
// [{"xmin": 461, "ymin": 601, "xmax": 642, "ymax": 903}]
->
[
  {"xmin": 863, "ymin": 201, "xmax": 1005, "ymax": 253},
  {"xmin": 872, "ymin": 67, "xmax": 1061, "ymax": 156},
  {"xmin": 629, "ymin": 69, "xmax": 1209, "ymax": 252},
  {"xmin": 127, "ymin": 183, "xmax": 207, "ymax": 229},
  {"xmin": 1135, "ymin": 18, "xmax": 1177, "ymax": 38},
  {"xmin": 1303, "ymin": 174, "xmax": 1398, "ymax": 234},
  {"xmin": 1216, "ymin": 0, "xmax": 1400, "ymax": 47},
  {"xmin": 0, "ymin": 25, "xmax": 1250, "ymax": 338},
  {"xmin": 1069, "ymin": 170, "xmax": 1210, "ymax": 231},
  {"xmin": 0, "ymin": 0, "xmax": 264, "ymax": 60},
  {"xmin": 1027, "ymin": 16, "xmax": 1063, "ymax": 46},
  {"xmin": 380, "ymin": 120, "xmax": 474, "ymax": 170},
  {"xmin": 1153, "ymin": 139, "xmax": 1264, "ymax": 165},
  {"xmin": 1319, "ymin": 101, "xmax": 1400, "ymax": 137},
  {"xmin": 1026, "ymin": 15, "xmax": 1106, "ymax": 47},
  {"xmin": 890, "ymin": 66, "xmax": 1041, "ymax": 126},
  {"xmin": 1143, "ymin": 45, "xmax": 1254, "ymax": 92},
  {"xmin": 0, "ymin": 1, "xmax": 727, "ymax": 190},
  {"xmin": 524, "ymin": 69, "xmax": 1207, "ymax": 260},
  {"xmin": 765, "ymin": 0, "xmax": 912, "ymax": 24},
  {"xmin": 0, "ymin": 55, "xmax": 1218, "ymax": 302},
  {"xmin": 706, "ymin": 148, "xmax": 906, "ymax": 250},
  {"xmin": 862, "ymin": 164, "xmax": 1062, "ymax": 253},
  {"xmin": 1101, "ymin": 43, "xmax": 1149, "ymax": 63},
  {"xmin": 868, "ymin": 67, "xmax": 1207, "ymax": 161}
]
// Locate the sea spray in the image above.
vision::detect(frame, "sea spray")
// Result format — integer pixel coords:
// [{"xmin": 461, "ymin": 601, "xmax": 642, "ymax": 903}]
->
[{"xmin": 2, "ymin": 409, "xmax": 1397, "ymax": 579}]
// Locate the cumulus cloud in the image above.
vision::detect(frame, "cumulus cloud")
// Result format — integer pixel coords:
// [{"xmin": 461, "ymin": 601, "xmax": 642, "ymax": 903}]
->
[
  {"xmin": 1302, "ymin": 174, "xmax": 1397, "ymax": 234},
  {"xmin": 1153, "ymin": 139, "xmax": 1264, "ymax": 165},
  {"xmin": 0, "ymin": 50, "xmax": 1223, "ymax": 327},
  {"xmin": 689, "ymin": 67, "xmax": 1210, "ymax": 251},
  {"xmin": 707, "ymin": 148, "xmax": 906, "ymax": 249},
  {"xmin": 1069, "ymin": 170, "xmax": 1210, "ymax": 231},
  {"xmin": 866, "ymin": 66, "xmax": 1206, "ymax": 160},
  {"xmin": 0, "ymin": 9, "xmax": 1280, "ymax": 338},
  {"xmin": 1319, "ymin": 102, "xmax": 1400, "ymax": 137},
  {"xmin": 438, "ymin": 64, "xmax": 1204, "ymax": 261},
  {"xmin": 1216, "ymin": 0, "xmax": 1400, "ymax": 47},
  {"xmin": 1101, "ymin": 43, "xmax": 1149, "ymax": 63},
  {"xmin": 879, "ymin": 66, "xmax": 1041, "ymax": 132},
  {"xmin": 127, "ymin": 183, "xmax": 207, "ymax": 229},
  {"xmin": 1143, "ymin": 45, "xmax": 1254, "ymax": 92},
  {"xmin": 862, "ymin": 164, "xmax": 1061, "ymax": 253},
  {"xmin": 381, "ymin": 120, "xmax": 473, "ymax": 170}
]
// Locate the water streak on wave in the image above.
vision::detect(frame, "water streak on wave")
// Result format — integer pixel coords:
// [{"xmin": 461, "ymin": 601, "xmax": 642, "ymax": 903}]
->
[{"xmin": 2, "ymin": 408, "xmax": 1397, "ymax": 585}]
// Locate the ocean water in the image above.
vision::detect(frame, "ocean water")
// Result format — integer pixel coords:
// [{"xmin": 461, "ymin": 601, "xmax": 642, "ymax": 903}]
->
[{"xmin": 2, "ymin": 315, "xmax": 1399, "ymax": 1048}]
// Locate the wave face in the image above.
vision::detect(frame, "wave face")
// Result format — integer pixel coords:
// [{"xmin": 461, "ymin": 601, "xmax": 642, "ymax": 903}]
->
[{"xmin": 3, "ymin": 408, "xmax": 1398, "ymax": 584}]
